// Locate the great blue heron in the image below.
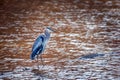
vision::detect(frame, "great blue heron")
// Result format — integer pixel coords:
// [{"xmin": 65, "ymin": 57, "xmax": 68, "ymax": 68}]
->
[{"xmin": 30, "ymin": 27, "xmax": 53, "ymax": 68}]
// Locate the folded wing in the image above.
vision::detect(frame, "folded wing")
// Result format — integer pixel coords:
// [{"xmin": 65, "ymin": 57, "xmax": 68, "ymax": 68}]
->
[{"xmin": 31, "ymin": 35, "xmax": 44, "ymax": 60}]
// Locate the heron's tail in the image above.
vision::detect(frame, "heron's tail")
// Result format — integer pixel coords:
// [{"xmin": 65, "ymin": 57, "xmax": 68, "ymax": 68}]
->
[
  {"xmin": 30, "ymin": 45, "xmax": 43, "ymax": 60},
  {"xmin": 30, "ymin": 51, "xmax": 37, "ymax": 60},
  {"xmin": 30, "ymin": 53, "xmax": 35, "ymax": 60}
]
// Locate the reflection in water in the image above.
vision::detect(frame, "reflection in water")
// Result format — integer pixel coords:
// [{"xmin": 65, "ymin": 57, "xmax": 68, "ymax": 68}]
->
[
  {"xmin": 80, "ymin": 53, "xmax": 105, "ymax": 59},
  {"xmin": 0, "ymin": 0, "xmax": 120, "ymax": 79}
]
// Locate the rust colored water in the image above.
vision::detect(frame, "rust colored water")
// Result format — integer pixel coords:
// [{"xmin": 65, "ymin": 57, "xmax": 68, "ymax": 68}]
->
[{"xmin": 0, "ymin": 0, "xmax": 120, "ymax": 80}]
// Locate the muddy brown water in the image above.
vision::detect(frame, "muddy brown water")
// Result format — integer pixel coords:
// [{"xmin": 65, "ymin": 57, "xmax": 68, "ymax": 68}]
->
[{"xmin": 0, "ymin": 0, "xmax": 120, "ymax": 80}]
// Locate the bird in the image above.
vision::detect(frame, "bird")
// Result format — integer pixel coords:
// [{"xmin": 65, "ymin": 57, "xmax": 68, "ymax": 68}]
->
[{"xmin": 30, "ymin": 27, "xmax": 54, "ymax": 68}]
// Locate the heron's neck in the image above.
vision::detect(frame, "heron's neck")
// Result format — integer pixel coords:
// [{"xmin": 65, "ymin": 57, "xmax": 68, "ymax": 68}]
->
[{"xmin": 45, "ymin": 30, "xmax": 50, "ymax": 40}]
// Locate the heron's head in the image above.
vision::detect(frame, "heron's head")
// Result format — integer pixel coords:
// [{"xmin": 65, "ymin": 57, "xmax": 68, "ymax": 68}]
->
[{"xmin": 46, "ymin": 27, "xmax": 54, "ymax": 32}]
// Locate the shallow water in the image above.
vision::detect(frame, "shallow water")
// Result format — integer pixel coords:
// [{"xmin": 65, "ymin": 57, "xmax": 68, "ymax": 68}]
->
[{"xmin": 0, "ymin": 0, "xmax": 120, "ymax": 80}]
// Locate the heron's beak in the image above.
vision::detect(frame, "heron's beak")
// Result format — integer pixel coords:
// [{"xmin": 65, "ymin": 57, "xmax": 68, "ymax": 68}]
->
[
  {"xmin": 47, "ymin": 27, "xmax": 55, "ymax": 32},
  {"xmin": 52, "ymin": 28, "xmax": 57, "ymax": 32},
  {"xmin": 51, "ymin": 29, "xmax": 56, "ymax": 32},
  {"xmin": 50, "ymin": 28, "xmax": 55, "ymax": 32}
]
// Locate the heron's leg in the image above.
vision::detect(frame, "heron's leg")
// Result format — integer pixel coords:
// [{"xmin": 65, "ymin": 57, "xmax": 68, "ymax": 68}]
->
[
  {"xmin": 37, "ymin": 55, "xmax": 40, "ymax": 69},
  {"xmin": 40, "ymin": 54, "xmax": 44, "ymax": 67}
]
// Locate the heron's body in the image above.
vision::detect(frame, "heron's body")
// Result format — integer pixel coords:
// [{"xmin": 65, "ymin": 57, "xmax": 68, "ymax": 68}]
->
[{"xmin": 30, "ymin": 28, "xmax": 52, "ymax": 60}]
